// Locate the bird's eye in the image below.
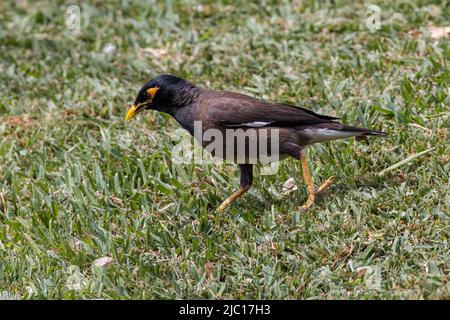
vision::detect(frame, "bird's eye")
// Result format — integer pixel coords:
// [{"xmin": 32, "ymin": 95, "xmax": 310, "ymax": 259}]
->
[{"xmin": 146, "ymin": 87, "xmax": 159, "ymax": 101}]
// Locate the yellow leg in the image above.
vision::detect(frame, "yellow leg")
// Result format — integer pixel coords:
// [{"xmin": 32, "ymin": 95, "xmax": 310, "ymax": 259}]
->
[
  {"xmin": 299, "ymin": 153, "xmax": 333, "ymax": 210},
  {"xmin": 300, "ymin": 155, "xmax": 316, "ymax": 210},
  {"xmin": 218, "ymin": 185, "xmax": 251, "ymax": 212}
]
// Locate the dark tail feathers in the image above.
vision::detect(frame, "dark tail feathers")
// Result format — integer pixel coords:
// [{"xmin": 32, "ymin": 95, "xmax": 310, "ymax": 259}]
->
[
  {"xmin": 341, "ymin": 125, "xmax": 388, "ymax": 136},
  {"xmin": 340, "ymin": 125, "xmax": 387, "ymax": 141}
]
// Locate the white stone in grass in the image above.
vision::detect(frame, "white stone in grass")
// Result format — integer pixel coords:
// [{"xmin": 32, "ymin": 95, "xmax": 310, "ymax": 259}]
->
[
  {"xmin": 92, "ymin": 256, "xmax": 114, "ymax": 268},
  {"xmin": 102, "ymin": 43, "xmax": 116, "ymax": 55}
]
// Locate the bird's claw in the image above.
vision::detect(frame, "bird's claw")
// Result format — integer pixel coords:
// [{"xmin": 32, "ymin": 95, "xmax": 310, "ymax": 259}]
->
[
  {"xmin": 217, "ymin": 199, "xmax": 231, "ymax": 212},
  {"xmin": 299, "ymin": 176, "xmax": 333, "ymax": 211},
  {"xmin": 299, "ymin": 193, "xmax": 315, "ymax": 211},
  {"xmin": 317, "ymin": 176, "xmax": 333, "ymax": 194}
]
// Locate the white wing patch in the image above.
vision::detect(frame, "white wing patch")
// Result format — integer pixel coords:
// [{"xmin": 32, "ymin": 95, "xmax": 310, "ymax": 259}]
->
[
  {"xmin": 243, "ymin": 121, "xmax": 272, "ymax": 127},
  {"xmin": 225, "ymin": 121, "xmax": 273, "ymax": 128}
]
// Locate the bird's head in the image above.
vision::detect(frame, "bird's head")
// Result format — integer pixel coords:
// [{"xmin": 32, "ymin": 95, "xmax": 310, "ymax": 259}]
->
[{"xmin": 125, "ymin": 74, "xmax": 199, "ymax": 121}]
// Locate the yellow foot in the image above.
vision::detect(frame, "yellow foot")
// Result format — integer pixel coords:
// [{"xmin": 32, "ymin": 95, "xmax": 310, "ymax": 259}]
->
[
  {"xmin": 217, "ymin": 185, "xmax": 251, "ymax": 212},
  {"xmin": 299, "ymin": 189, "xmax": 316, "ymax": 211},
  {"xmin": 217, "ymin": 200, "xmax": 230, "ymax": 212},
  {"xmin": 299, "ymin": 176, "xmax": 333, "ymax": 211},
  {"xmin": 317, "ymin": 176, "xmax": 333, "ymax": 194}
]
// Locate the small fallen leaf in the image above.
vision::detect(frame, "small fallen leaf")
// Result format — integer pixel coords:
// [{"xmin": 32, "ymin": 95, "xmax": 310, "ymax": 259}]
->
[
  {"xmin": 281, "ymin": 177, "xmax": 298, "ymax": 194},
  {"xmin": 92, "ymin": 256, "xmax": 114, "ymax": 268},
  {"xmin": 68, "ymin": 238, "xmax": 85, "ymax": 251},
  {"xmin": 140, "ymin": 48, "xmax": 168, "ymax": 58},
  {"xmin": 356, "ymin": 266, "xmax": 371, "ymax": 276},
  {"xmin": 194, "ymin": 4, "xmax": 212, "ymax": 16},
  {"xmin": 444, "ymin": 154, "xmax": 450, "ymax": 163},
  {"xmin": 408, "ymin": 30, "xmax": 421, "ymax": 38},
  {"xmin": 109, "ymin": 196, "xmax": 123, "ymax": 206},
  {"xmin": 2, "ymin": 115, "xmax": 36, "ymax": 128},
  {"xmin": 205, "ymin": 262, "xmax": 214, "ymax": 281}
]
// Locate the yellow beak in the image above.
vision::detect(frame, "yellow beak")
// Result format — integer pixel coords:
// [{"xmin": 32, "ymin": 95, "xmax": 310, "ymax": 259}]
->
[{"xmin": 125, "ymin": 104, "xmax": 143, "ymax": 121}]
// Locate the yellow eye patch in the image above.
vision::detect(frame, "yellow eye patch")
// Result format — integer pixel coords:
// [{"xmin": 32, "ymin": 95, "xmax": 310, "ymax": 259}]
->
[{"xmin": 146, "ymin": 87, "xmax": 159, "ymax": 100}]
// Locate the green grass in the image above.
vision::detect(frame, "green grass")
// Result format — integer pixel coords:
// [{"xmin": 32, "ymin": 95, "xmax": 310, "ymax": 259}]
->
[{"xmin": 0, "ymin": 0, "xmax": 449, "ymax": 299}]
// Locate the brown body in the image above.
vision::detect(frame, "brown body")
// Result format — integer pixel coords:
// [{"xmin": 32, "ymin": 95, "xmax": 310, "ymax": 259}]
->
[
  {"xmin": 126, "ymin": 74, "xmax": 386, "ymax": 211},
  {"xmin": 173, "ymin": 90, "xmax": 380, "ymax": 163}
]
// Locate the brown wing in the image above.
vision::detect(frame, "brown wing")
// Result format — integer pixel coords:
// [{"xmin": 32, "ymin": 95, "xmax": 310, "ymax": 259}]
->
[{"xmin": 202, "ymin": 91, "xmax": 337, "ymax": 128}]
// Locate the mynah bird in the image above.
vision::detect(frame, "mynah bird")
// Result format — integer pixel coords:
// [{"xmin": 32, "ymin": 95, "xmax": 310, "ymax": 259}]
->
[{"xmin": 125, "ymin": 74, "xmax": 386, "ymax": 211}]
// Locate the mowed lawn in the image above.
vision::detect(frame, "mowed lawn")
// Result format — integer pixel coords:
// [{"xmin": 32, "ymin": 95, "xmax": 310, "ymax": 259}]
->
[{"xmin": 0, "ymin": 1, "xmax": 448, "ymax": 299}]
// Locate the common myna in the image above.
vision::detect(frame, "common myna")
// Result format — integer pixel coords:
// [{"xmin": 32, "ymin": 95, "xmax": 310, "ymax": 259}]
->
[{"xmin": 125, "ymin": 74, "xmax": 386, "ymax": 211}]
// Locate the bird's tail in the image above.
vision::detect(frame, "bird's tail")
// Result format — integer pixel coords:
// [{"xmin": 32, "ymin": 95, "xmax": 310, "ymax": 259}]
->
[
  {"xmin": 340, "ymin": 125, "xmax": 388, "ymax": 137},
  {"xmin": 303, "ymin": 123, "xmax": 387, "ymax": 144}
]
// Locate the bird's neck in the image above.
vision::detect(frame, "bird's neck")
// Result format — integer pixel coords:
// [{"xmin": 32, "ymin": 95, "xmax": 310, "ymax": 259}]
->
[
  {"xmin": 172, "ymin": 104, "xmax": 196, "ymax": 135},
  {"xmin": 159, "ymin": 85, "xmax": 200, "ymax": 117},
  {"xmin": 171, "ymin": 84, "xmax": 201, "ymax": 108}
]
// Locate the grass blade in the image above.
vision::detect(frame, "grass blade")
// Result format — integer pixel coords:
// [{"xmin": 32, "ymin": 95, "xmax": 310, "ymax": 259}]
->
[{"xmin": 379, "ymin": 147, "xmax": 436, "ymax": 176}]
